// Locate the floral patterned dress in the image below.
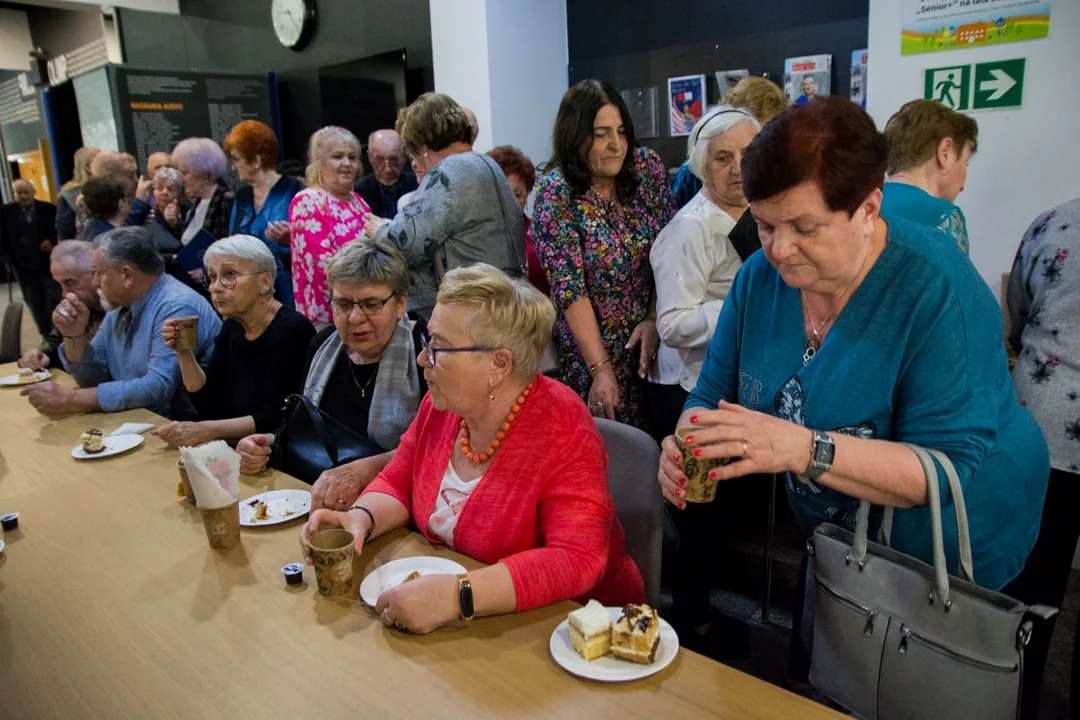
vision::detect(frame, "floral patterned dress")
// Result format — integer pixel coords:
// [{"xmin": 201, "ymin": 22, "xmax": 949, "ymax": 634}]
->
[
  {"xmin": 289, "ymin": 187, "xmax": 371, "ymax": 325},
  {"xmin": 530, "ymin": 146, "xmax": 676, "ymax": 430}
]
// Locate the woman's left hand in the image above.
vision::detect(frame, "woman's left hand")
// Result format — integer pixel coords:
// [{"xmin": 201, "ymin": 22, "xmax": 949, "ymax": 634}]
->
[
  {"xmin": 151, "ymin": 421, "xmax": 210, "ymax": 448},
  {"xmin": 626, "ymin": 319, "xmax": 660, "ymax": 379},
  {"xmin": 683, "ymin": 400, "xmax": 813, "ymax": 481},
  {"xmin": 265, "ymin": 221, "xmax": 291, "ymax": 244},
  {"xmin": 362, "ymin": 213, "xmax": 388, "ymax": 239},
  {"xmin": 375, "ymin": 573, "xmax": 461, "ymax": 635}
]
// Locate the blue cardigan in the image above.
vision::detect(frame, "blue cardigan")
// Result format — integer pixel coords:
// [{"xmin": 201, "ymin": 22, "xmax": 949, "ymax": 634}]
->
[
  {"xmin": 230, "ymin": 176, "xmax": 304, "ymax": 308},
  {"xmin": 686, "ymin": 216, "xmax": 1048, "ymax": 590}
]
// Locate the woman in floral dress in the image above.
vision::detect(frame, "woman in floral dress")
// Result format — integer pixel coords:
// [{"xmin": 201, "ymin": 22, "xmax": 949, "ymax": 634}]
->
[
  {"xmin": 531, "ymin": 79, "xmax": 677, "ymax": 431},
  {"xmin": 289, "ymin": 126, "xmax": 371, "ymax": 326}
]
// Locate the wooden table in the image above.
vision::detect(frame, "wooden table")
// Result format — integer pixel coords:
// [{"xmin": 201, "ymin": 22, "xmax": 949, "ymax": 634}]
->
[{"xmin": 0, "ymin": 363, "xmax": 841, "ymax": 719}]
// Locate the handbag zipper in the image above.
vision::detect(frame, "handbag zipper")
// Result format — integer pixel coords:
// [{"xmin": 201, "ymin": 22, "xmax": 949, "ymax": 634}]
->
[
  {"xmin": 816, "ymin": 578, "xmax": 878, "ymax": 636},
  {"xmin": 898, "ymin": 625, "xmax": 1017, "ymax": 672}
]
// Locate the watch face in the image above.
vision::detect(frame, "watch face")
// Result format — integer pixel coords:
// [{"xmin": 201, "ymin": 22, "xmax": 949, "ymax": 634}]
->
[{"xmin": 271, "ymin": 0, "xmax": 315, "ymax": 50}]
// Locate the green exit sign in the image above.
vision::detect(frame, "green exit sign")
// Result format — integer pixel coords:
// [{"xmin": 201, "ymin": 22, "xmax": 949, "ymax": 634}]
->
[{"xmin": 924, "ymin": 58, "xmax": 1025, "ymax": 111}]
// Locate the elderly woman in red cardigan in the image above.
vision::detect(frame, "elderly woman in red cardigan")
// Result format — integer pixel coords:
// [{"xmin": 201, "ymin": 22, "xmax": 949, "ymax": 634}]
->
[{"xmin": 300, "ymin": 263, "xmax": 645, "ymax": 633}]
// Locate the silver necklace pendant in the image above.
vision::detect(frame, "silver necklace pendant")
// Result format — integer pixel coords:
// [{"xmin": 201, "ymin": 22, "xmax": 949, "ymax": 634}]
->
[{"xmin": 803, "ymin": 340, "xmax": 817, "ymax": 366}]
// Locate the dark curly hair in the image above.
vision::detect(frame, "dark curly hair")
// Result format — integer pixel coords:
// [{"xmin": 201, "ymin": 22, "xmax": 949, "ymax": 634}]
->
[
  {"xmin": 547, "ymin": 79, "xmax": 638, "ymax": 203},
  {"xmin": 487, "ymin": 145, "xmax": 535, "ymax": 191},
  {"xmin": 81, "ymin": 175, "xmax": 127, "ymax": 220},
  {"xmin": 742, "ymin": 96, "xmax": 888, "ymax": 217}
]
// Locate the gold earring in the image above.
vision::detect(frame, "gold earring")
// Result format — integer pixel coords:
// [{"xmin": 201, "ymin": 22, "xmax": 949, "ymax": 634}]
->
[{"xmin": 488, "ymin": 381, "xmax": 495, "ymax": 401}]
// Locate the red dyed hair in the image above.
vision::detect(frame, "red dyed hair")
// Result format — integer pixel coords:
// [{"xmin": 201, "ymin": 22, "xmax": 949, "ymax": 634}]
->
[
  {"xmin": 742, "ymin": 96, "xmax": 888, "ymax": 216},
  {"xmin": 487, "ymin": 145, "xmax": 536, "ymax": 191},
  {"xmin": 222, "ymin": 120, "xmax": 279, "ymax": 170}
]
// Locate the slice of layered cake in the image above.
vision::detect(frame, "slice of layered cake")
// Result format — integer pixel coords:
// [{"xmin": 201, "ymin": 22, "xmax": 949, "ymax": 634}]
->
[
  {"xmin": 611, "ymin": 604, "xmax": 660, "ymax": 664},
  {"xmin": 568, "ymin": 600, "xmax": 612, "ymax": 661},
  {"xmin": 80, "ymin": 428, "xmax": 105, "ymax": 454}
]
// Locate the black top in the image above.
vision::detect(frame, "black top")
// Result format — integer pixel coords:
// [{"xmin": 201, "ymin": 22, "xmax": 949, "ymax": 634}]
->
[
  {"xmin": 304, "ymin": 316, "xmax": 428, "ymax": 442},
  {"xmin": 191, "ymin": 307, "xmax": 316, "ymax": 432},
  {"xmin": 728, "ymin": 208, "xmax": 762, "ymax": 262},
  {"xmin": 0, "ymin": 200, "xmax": 57, "ymax": 271},
  {"xmin": 354, "ymin": 172, "xmax": 419, "ymax": 219}
]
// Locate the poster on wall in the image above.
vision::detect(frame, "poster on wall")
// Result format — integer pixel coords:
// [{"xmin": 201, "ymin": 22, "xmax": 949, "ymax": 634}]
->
[
  {"xmin": 620, "ymin": 87, "xmax": 660, "ymax": 139},
  {"xmin": 850, "ymin": 49, "xmax": 869, "ymax": 108},
  {"xmin": 715, "ymin": 69, "xmax": 750, "ymax": 97},
  {"xmin": 901, "ymin": 0, "xmax": 1051, "ymax": 55},
  {"xmin": 668, "ymin": 74, "xmax": 705, "ymax": 137},
  {"xmin": 784, "ymin": 55, "xmax": 832, "ymax": 105}
]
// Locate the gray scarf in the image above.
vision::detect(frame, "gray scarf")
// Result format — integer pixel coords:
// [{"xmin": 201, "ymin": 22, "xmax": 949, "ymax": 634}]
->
[{"xmin": 303, "ymin": 316, "xmax": 421, "ymax": 451}]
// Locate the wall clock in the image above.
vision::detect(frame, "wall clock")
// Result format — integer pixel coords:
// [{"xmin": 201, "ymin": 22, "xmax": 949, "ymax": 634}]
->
[{"xmin": 271, "ymin": 0, "xmax": 317, "ymax": 51}]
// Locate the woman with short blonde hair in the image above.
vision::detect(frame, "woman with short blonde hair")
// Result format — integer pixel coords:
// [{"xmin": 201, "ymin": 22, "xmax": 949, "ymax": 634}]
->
[
  {"xmin": 363, "ymin": 93, "xmax": 526, "ymax": 320},
  {"xmin": 58, "ymin": 146, "xmax": 100, "ymax": 239},
  {"xmin": 300, "ymin": 262, "xmax": 645, "ymax": 634},
  {"xmin": 290, "ymin": 126, "xmax": 372, "ymax": 325}
]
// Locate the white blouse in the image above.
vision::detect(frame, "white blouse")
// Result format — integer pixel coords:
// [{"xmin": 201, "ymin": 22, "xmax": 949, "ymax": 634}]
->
[
  {"xmin": 427, "ymin": 460, "xmax": 483, "ymax": 548},
  {"xmin": 649, "ymin": 191, "xmax": 742, "ymax": 391}
]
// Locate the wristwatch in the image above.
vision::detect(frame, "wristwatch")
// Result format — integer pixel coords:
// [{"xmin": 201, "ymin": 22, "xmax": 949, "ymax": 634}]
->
[
  {"xmin": 801, "ymin": 430, "xmax": 835, "ymax": 482},
  {"xmin": 457, "ymin": 574, "xmax": 474, "ymax": 625}
]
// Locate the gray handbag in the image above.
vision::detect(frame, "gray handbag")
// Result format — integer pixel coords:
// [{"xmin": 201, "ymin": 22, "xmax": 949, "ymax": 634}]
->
[{"xmin": 808, "ymin": 444, "xmax": 1055, "ymax": 720}]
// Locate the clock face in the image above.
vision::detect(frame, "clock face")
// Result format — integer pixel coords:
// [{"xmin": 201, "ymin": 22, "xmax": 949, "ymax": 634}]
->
[{"xmin": 271, "ymin": 0, "xmax": 316, "ymax": 50}]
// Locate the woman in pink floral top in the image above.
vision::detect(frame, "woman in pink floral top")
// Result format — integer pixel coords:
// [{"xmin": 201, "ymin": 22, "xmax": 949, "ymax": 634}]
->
[
  {"xmin": 290, "ymin": 126, "xmax": 371, "ymax": 325},
  {"xmin": 531, "ymin": 80, "xmax": 676, "ymax": 431}
]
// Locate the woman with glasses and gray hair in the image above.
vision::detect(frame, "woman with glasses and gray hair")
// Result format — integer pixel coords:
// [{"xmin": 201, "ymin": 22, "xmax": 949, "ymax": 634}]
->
[
  {"xmin": 236, "ymin": 239, "xmax": 427, "ymax": 507},
  {"xmin": 298, "ymin": 263, "xmax": 645, "ymax": 635},
  {"xmin": 152, "ymin": 235, "xmax": 315, "ymax": 447}
]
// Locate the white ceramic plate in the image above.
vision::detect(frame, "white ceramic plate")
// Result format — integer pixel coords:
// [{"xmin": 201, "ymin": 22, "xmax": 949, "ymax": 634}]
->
[
  {"xmin": 70, "ymin": 433, "xmax": 145, "ymax": 460},
  {"xmin": 358, "ymin": 555, "xmax": 468, "ymax": 607},
  {"xmin": 0, "ymin": 370, "xmax": 51, "ymax": 386},
  {"xmin": 549, "ymin": 606, "xmax": 679, "ymax": 682},
  {"xmin": 239, "ymin": 489, "xmax": 311, "ymax": 527}
]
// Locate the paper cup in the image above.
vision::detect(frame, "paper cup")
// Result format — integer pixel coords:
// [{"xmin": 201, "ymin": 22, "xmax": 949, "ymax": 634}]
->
[
  {"xmin": 177, "ymin": 459, "xmax": 196, "ymax": 505},
  {"xmin": 309, "ymin": 528, "xmax": 355, "ymax": 596},
  {"xmin": 173, "ymin": 316, "xmax": 199, "ymax": 351},
  {"xmin": 199, "ymin": 501, "xmax": 240, "ymax": 550},
  {"xmin": 674, "ymin": 427, "xmax": 732, "ymax": 503}
]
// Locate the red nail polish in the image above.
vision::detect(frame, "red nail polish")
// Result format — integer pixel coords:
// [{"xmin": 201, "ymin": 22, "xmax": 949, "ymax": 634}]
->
[
  {"xmin": 685, "ymin": 434, "xmax": 695, "ymax": 444},
  {"xmin": 677, "ymin": 488, "xmax": 684, "ymax": 498},
  {"xmin": 679, "ymin": 502, "xmax": 686, "ymax": 510},
  {"xmin": 692, "ymin": 449, "xmax": 702, "ymax": 458},
  {"xmin": 708, "ymin": 470, "xmax": 717, "ymax": 480},
  {"xmin": 672, "ymin": 454, "xmax": 680, "ymax": 463},
  {"xmin": 679, "ymin": 477, "xmax": 687, "ymax": 487},
  {"xmin": 689, "ymin": 415, "xmax": 699, "ymax": 425}
]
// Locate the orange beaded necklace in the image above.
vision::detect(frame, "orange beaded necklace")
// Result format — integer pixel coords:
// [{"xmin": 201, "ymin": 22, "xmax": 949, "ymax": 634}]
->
[{"xmin": 459, "ymin": 381, "xmax": 533, "ymax": 464}]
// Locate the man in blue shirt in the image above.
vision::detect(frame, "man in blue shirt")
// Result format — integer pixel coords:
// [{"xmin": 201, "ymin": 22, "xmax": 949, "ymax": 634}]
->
[{"xmin": 22, "ymin": 226, "xmax": 220, "ymax": 419}]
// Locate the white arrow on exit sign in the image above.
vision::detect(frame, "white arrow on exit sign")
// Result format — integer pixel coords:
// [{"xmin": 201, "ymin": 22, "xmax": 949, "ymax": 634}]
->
[{"xmin": 980, "ymin": 69, "xmax": 1017, "ymax": 101}]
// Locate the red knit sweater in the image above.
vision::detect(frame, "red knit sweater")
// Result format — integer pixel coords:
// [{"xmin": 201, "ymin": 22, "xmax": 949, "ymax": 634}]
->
[{"xmin": 362, "ymin": 374, "xmax": 646, "ymax": 611}]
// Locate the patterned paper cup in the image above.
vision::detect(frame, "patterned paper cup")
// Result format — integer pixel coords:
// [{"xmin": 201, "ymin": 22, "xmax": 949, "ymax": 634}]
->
[{"xmin": 309, "ymin": 528, "xmax": 355, "ymax": 596}]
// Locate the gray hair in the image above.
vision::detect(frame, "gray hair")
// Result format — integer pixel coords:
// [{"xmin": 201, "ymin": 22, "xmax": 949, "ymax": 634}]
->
[
  {"xmin": 203, "ymin": 234, "xmax": 277, "ymax": 276},
  {"xmin": 95, "ymin": 226, "xmax": 165, "ymax": 276},
  {"xmin": 326, "ymin": 239, "xmax": 409, "ymax": 297},
  {"xmin": 687, "ymin": 105, "xmax": 760, "ymax": 181},
  {"xmin": 305, "ymin": 126, "xmax": 360, "ymax": 188},
  {"xmin": 153, "ymin": 166, "xmax": 184, "ymax": 192},
  {"xmin": 51, "ymin": 239, "xmax": 95, "ymax": 270},
  {"xmin": 172, "ymin": 137, "xmax": 228, "ymax": 180}
]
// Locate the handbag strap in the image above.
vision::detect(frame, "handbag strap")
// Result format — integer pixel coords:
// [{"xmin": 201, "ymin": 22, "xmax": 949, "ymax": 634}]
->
[
  {"xmin": 877, "ymin": 447, "xmax": 974, "ymax": 584},
  {"xmin": 481, "ymin": 154, "xmax": 527, "ymax": 276},
  {"xmin": 851, "ymin": 444, "xmax": 973, "ymax": 608}
]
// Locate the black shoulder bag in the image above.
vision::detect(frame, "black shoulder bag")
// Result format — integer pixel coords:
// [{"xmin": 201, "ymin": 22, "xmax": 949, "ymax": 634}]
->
[{"xmin": 272, "ymin": 394, "xmax": 384, "ymax": 485}]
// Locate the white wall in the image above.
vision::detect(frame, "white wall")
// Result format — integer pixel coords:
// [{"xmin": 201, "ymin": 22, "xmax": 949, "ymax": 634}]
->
[
  {"xmin": 430, "ymin": 0, "xmax": 567, "ymax": 163},
  {"xmin": 868, "ymin": 0, "xmax": 1080, "ymax": 291},
  {"xmin": 431, "ymin": 0, "xmax": 494, "ymax": 152},
  {"xmin": 0, "ymin": 9, "xmax": 33, "ymax": 71},
  {"xmin": 485, "ymin": 0, "xmax": 568, "ymax": 165}
]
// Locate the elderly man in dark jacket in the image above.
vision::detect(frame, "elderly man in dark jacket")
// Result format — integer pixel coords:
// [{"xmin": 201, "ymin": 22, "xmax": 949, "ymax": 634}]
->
[{"xmin": 1, "ymin": 179, "xmax": 60, "ymax": 337}]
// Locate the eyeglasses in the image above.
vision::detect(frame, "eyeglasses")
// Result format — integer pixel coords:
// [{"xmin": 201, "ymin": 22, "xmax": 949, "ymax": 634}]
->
[
  {"xmin": 419, "ymin": 331, "xmax": 497, "ymax": 368},
  {"xmin": 368, "ymin": 154, "xmax": 403, "ymax": 168},
  {"xmin": 331, "ymin": 293, "xmax": 396, "ymax": 317},
  {"xmin": 203, "ymin": 270, "xmax": 262, "ymax": 290}
]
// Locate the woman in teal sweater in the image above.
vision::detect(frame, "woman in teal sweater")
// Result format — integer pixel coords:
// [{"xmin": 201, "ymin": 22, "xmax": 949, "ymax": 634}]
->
[{"xmin": 656, "ymin": 97, "xmax": 1047, "ymax": 594}]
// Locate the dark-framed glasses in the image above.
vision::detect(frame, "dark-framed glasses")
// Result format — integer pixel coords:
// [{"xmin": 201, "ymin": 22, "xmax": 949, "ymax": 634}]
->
[
  {"xmin": 331, "ymin": 292, "xmax": 396, "ymax": 317},
  {"xmin": 203, "ymin": 270, "xmax": 262, "ymax": 290},
  {"xmin": 419, "ymin": 331, "xmax": 497, "ymax": 368}
]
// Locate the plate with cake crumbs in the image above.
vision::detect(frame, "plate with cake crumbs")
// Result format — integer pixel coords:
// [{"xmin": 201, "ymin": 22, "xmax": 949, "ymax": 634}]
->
[
  {"xmin": 358, "ymin": 556, "xmax": 468, "ymax": 607},
  {"xmin": 240, "ymin": 489, "xmax": 311, "ymax": 527},
  {"xmin": 71, "ymin": 432, "xmax": 144, "ymax": 460},
  {"xmin": 0, "ymin": 369, "xmax": 51, "ymax": 386},
  {"xmin": 549, "ymin": 602, "xmax": 679, "ymax": 682}
]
